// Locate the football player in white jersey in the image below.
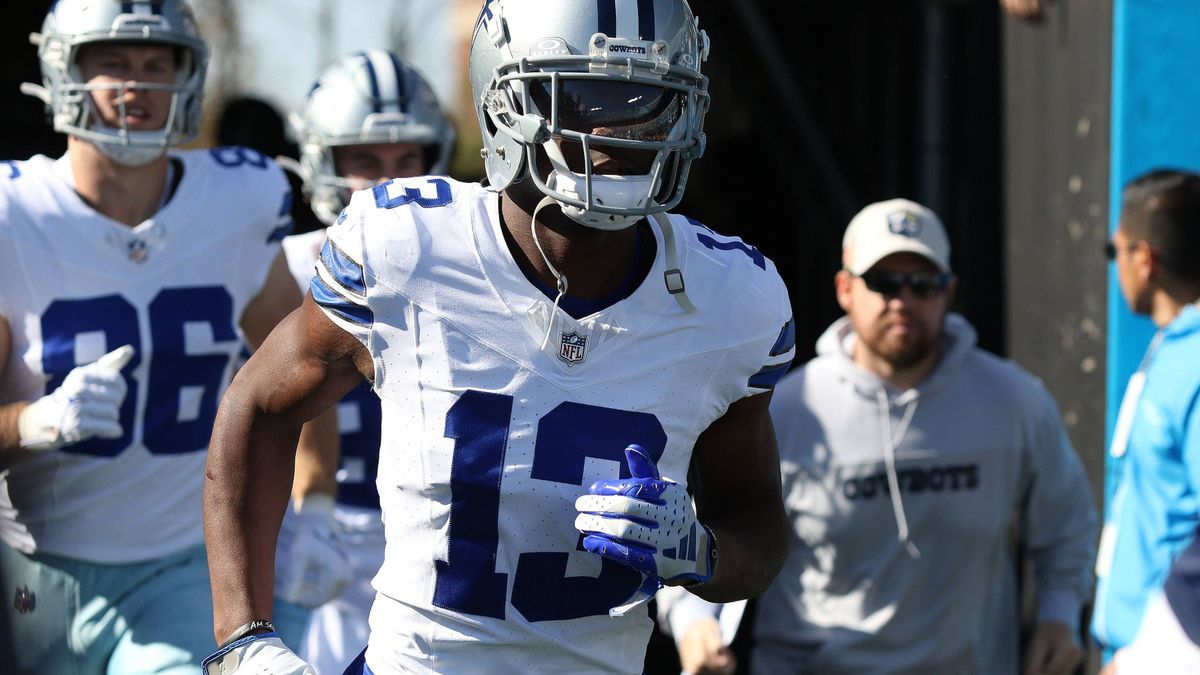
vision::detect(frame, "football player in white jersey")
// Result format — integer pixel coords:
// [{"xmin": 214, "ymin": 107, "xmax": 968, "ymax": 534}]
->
[
  {"xmin": 202, "ymin": 1, "xmax": 796, "ymax": 673},
  {"xmin": 279, "ymin": 50, "xmax": 456, "ymax": 675},
  {"xmin": 0, "ymin": 1, "xmax": 336, "ymax": 672}
]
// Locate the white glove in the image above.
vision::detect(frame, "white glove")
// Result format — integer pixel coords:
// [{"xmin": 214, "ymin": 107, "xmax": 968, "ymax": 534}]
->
[
  {"xmin": 17, "ymin": 345, "xmax": 135, "ymax": 451},
  {"xmin": 274, "ymin": 493, "xmax": 353, "ymax": 608},
  {"xmin": 203, "ymin": 633, "xmax": 314, "ymax": 675},
  {"xmin": 575, "ymin": 444, "xmax": 716, "ymax": 615}
]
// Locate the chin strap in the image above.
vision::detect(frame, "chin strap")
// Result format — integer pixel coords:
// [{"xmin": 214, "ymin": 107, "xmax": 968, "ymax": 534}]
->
[
  {"xmin": 530, "ymin": 196, "xmax": 570, "ymax": 350},
  {"xmin": 652, "ymin": 212, "xmax": 696, "ymax": 312},
  {"xmin": 527, "ymin": 199, "xmax": 697, "ymax": 354}
]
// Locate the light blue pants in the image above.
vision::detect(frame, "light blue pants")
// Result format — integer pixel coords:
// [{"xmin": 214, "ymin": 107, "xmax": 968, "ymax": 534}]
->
[{"xmin": 0, "ymin": 541, "xmax": 309, "ymax": 674}]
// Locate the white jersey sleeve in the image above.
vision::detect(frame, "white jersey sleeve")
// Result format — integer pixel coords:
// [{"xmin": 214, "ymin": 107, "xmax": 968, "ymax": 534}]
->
[
  {"xmin": 0, "ymin": 162, "xmax": 15, "ymax": 321},
  {"xmin": 311, "ymin": 196, "xmax": 373, "ymax": 345}
]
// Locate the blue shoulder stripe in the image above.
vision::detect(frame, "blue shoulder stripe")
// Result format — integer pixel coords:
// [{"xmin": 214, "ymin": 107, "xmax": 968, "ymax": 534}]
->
[
  {"xmin": 749, "ymin": 362, "xmax": 790, "ymax": 390},
  {"xmin": 311, "ymin": 275, "xmax": 373, "ymax": 328},
  {"xmin": 770, "ymin": 318, "xmax": 796, "ymax": 357},
  {"xmin": 319, "ymin": 238, "xmax": 367, "ymax": 297}
]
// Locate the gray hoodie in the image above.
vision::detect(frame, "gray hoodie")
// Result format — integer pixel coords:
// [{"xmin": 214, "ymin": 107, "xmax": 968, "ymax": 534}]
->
[{"xmin": 665, "ymin": 314, "xmax": 1097, "ymax": 675}]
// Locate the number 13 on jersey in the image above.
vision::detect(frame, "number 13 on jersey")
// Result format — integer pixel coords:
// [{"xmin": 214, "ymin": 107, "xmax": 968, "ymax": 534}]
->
[{"xmin": 433, "ymin": 389, "xmax": 668, "ymax": 622}]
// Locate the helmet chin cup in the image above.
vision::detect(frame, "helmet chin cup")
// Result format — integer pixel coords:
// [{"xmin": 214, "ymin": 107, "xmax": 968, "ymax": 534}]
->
[
  {"xmin": 90, "ymin": 125, "xmax": 168, "ymax": 167},
  {"xmin": 546, "ymin": 169, "xmax": 652, "ymax": 230}
]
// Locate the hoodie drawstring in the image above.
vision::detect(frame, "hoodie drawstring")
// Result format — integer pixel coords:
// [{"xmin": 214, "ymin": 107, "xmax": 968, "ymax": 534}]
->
[{"xmin": 876, "ymin": 390, "xmax": 922, "ymax": 560}]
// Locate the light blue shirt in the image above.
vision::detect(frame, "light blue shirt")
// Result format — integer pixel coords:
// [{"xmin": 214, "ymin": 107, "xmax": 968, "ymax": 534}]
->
[{"xmin": 1094, "ymin": 304, "xmax": 1200, "ymax": 651}]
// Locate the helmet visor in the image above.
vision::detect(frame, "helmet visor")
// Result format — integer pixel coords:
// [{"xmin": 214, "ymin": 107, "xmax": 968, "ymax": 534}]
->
[{"xmin": 529, "ymin": 78, "xmax": 683, "ymax": 141}]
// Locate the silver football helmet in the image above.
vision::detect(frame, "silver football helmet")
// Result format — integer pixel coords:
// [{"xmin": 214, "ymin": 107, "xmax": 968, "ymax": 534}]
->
[
  {"xmin": 470, "ymin": 0, "xmax": 711, "ymax": 230},
  {"xmin": 21, "ymin": 0, "xmax": 208, "ymax": 166},
  {"xmin": 294, "ymin": 50, "xmax": 456, "ymax": 225}
]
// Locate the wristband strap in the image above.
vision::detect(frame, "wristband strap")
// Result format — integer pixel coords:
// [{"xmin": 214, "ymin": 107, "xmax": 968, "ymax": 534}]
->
[
  {"xmin": 681, "ymin": 525, "xmax": 718, "ymax": 589},
  {"xmin": 219, "ymin": 619, "xmax": 275, "ymax": 648}
]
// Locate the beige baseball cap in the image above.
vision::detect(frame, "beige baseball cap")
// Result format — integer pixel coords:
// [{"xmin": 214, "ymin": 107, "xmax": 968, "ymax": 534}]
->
[{"xmin": 842, "ymin": 198, "xmax": 951, "ymax": 274}]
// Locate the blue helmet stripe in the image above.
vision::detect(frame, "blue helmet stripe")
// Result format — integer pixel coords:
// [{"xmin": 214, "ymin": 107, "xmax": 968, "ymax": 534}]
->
[
  {"xmin": 597, "ymin": 0, "xmax": 617, "ymax": 37},
  {"xmin": 357, "ymin": 52, "xmax": 382, "ymax": 114},
  {"xmin": 389, "ymin": 52, "xmax": 409, "ymax": 113},
  {"xmin": 637, "ymin": 0, "xmax": 655, "ymax": 40},
  {"xmin": 121, "ymin": 1, "xmax": 163, "ymax": 14}
]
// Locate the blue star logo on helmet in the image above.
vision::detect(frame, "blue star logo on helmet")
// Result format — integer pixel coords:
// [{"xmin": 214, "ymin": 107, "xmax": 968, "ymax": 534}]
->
[
  {"xmin": 558, "ymin": 331, "xmax": 588, "ymax": 365},
  {"xmin": 887, "ymin": 210, "xmax": 922, "ymax": 238}
]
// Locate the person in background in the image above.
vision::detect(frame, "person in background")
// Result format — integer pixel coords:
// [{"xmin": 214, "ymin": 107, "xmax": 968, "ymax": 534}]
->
[
  {"xmin": 664, "ymin": 199, "xmax": 1096, "ymax": 675},
  {"xmin": 0, "ymin": 0, "xmax": 335, "ymax": 671},
  {"xmin": 1092, "ymin": 169, "xmax": 1200, "ymax": 662}
]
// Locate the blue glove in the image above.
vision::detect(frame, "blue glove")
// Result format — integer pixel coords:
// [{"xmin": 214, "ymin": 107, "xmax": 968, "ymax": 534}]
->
[{"xmin": 574, "ymin": 444, "xmax": 716, "ymax": 615}]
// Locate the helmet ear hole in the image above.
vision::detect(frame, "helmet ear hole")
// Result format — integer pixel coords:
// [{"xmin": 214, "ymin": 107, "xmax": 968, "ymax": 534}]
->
[{"xmin": 483, "ymin": 108, "xmax": 500, "ymax": 139}]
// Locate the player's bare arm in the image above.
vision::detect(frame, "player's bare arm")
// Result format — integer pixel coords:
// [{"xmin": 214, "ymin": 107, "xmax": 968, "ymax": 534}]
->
[
  {"xmin": 0, "ymin": 315, "xmax": 23, "ymax": 454},
  {"xmin": 687, "ymin": 389, "xmax": 790, "ymax": 602},
  {"xmin": 242, "ymin": 247, "xmax": 341, "ymax": 494},
  {"xmin": 205, "ymin": 293, "xmax": 370, "ymax": 644},
  {"xmin": 241, "ymin": 250, "xmax": 304, "ymax": 349}
]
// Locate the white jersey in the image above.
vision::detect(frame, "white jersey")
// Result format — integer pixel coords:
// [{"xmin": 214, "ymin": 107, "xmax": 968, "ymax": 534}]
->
[
  {"xmin": 283, "ymin": 229, "xmax": 326, "ymax": 296},
  {"xmin": 0, "ymin": 149, "xmax": 292, "ymax": 563},
  {"xmin": 311, "ymin": 177, "xmax": 794, "ymax": 674}
]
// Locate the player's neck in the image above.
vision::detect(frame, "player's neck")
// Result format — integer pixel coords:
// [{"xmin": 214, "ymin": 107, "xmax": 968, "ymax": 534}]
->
[
  {"xmin": 499, "ymin": 185, "xmax": 649, "ymax": 301},
  {"xmin": 67, "ymin": 136, "xmax": 171, "ymax": 228}
]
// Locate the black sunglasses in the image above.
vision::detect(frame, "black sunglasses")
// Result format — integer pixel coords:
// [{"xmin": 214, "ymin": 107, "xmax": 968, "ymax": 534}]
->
[
  {"xmin": 858, "ymin": 270, "xmax": 951, "ymax": 299},
  {"xmin": 1105, "ymin": 240, "xmax": 1140, "ymax": 261}
]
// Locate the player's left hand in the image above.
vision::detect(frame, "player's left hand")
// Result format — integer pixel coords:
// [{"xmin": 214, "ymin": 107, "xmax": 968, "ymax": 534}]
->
[
  {"xmin": 274, "ymin": 493, "xmax": 353, "ymax": 608},
  {"xmin": 575, "ymin": 445, "xmax": 715, "ymax": 613},
  {"xmin": 678, "ymin": 616, "xmax": 737, "ymax": 675},
  {"xmin": 202, "ymin": 633, "xmax": 315, "ymax": 675},
  {"xmin": 1022, "ymin": 620, "xmax": 1082, "ymax": 675}
]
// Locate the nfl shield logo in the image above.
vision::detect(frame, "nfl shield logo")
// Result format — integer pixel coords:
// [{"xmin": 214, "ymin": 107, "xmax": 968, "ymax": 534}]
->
[
  {"xmin": 127, "ymin": 238, "xmax": 149, "ymax": 263},
  {"xmin": 557, "ymin": 331, "xmax": 587, "ymax": 365}
]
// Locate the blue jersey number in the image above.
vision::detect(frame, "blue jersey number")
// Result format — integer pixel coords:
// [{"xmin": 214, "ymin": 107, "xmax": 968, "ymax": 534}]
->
[
  {"xmin": 687, "ymin": 217, "xmax": 766, "ymax": 270},
  {"xmin": 210, "ymin": 146, "xmax": 270, "ymax": 169},
  {"xmin": 39, "ymin": 287, "xmax": 239, "ymax": 457},
  {"xmin": 41, "ymin": 296, "xmax": 142, "ymax": 456},
  {"xmin": 334, "ymin": 382, "xmax": 383, "ymax": 510},
  {"xmin": 373, "ymin": 177, "xmax": 452, "ymax": 210},
  {"xmin": 433, "ymin": 390, "xmax": 667, "ymax": 622}
]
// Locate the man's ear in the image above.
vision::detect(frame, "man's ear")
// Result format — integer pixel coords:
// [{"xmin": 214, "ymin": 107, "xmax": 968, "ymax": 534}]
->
[
  {"xmin": 1135, "ymin": 239, "xmax": 1158, "ymax": 282},
  {"xmin": 835, "ymin": 270, "xmax": 854, "ymax": 313}
]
